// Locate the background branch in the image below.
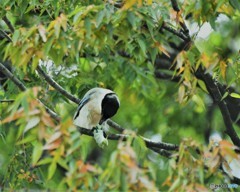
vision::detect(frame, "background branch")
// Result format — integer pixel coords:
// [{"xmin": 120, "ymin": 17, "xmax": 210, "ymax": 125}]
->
[
  {"xmin": 0, "ymin": 62, "xmax": 60, "ymax": 122},
  {"xmin": 2, "ymin": 16, "xmax": 15, "ymax": 33},
  {"xmin": 162, "ymin": 23, "xmax": 188, "ymax": 41},
  {"xmin": 195, "ymin": 67, "xmax": 240, "ymax": 147},
  {"xmin": 0, "ymin": 62, "xmax": 26, "ymax": 91},
  {"xmin": 36, "ymin": 65, "xmax": 81, "ymax": 104}
]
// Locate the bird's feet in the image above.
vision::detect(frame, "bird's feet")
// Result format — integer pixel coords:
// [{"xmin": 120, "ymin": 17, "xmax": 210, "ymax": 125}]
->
[{"xmin": 93, "ymin": 125, "xmax": 108, "ymax": 148}]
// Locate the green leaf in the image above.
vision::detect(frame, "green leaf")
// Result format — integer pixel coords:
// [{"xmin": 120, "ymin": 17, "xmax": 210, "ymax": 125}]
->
[
  {"xmin": 21, "ymin": 96, "xmax": 28, "ymax": 114},
  {"xmin": 54, "ymin": 22, "xmax": 61, "ymax": 38},
  {"xmin": 36, "ymin": 157, "xmax": 53, "ymax": 166},
  {"xmin": 230, "ymin": 92, "xmax": 240, "ymax": 99},
  {"xmin": 17, "ymin": 134, "xmax": 36, "ymax": 144},
  {"xmin": 197, "ymin": 80, "xmax": 208, "ymax": 93},
  {"xmin": 137, "ymin": 37, "xmax": 146, "ymax": 55},
  {"xmin": 32, "ymin": 142, "xmax": 43, "ymax": 165},
  {"xmin": 96, "ymin": 10, "xmax": 105, "ymax": 28},
  {"xmin": 85, "ymin": 17, "xmax": 92, "ymax": 39},
  {"xmin": 57, "ymin": 158, "xmax": 68, "ymax": 170},
  {"xmin": 48, "ymin": 161, "xmax": 57, "ymax": 180},
  {"xmin": 229, "ymin": 0, "xmax": 240, "ymax": 11},
  {"xmin": 44, "ymin": 36, "xmax": 55, "ymax": 55},
  {"xmin": 133, "ymin": 136, "xmax": 147, "ymax": 159},
  {"xmin": 127, "ymin": 12, "xmax": 136, "ymax": 28},
  {"xmin": 221, "ymin": 91, "xmax": 229, "ymax": 101},
  {"xmin": 12, "ymin": 30, "xmax": 20, "ymax": 45}
]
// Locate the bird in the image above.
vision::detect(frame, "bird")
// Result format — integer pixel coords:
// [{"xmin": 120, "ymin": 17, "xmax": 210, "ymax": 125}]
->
[{"xmin": 73, "ymin": 87, "xmax": 120, "ymax": 148}]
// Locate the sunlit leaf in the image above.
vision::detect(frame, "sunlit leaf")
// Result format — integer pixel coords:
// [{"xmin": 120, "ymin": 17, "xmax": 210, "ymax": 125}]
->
[
  {"xmin": 32, "ymin": 142, "xmax": 43, "ymax": 165},
  {"xmin": 48, "ymin": 161, "xmax": 57, "ymax": 180},
  {"xmin": 230, "ymin": 92, "xmax": 240, "ymax": 99},
  {"xmin": 38, "ymin": 25, "xmax": 47, "ymax": 42},
  {"xmin": 24, "ymin": 116, "xmax": 40, "ymax": 133}
]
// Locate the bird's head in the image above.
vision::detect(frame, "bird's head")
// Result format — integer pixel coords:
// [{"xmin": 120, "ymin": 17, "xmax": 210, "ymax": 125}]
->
[{"xmin": 100, "ymin": 93, "xmax": 120, "ymax": 124}]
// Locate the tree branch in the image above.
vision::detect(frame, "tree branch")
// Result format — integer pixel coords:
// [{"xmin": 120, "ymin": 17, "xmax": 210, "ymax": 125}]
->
[
  {"xmin": 0, "ymin": 62, "xmax": 60, "ymax": 122},
  {"xmin": 162, "ymin": 23, "xmax": 189, "ymax": 41},
  {"xmin": 154, "ymin": 70, "xmax": 181, "ymax": 83},
  {"xmin": 36, "ymin": 65, "xmax": 81, "ymax": 104},
  {"xmin": 195, "ymin": 67, "xmax": 240, "ymax": 147},
  {"xmin": 0, "ymin": 29, "xmax": 12, "ymax": 42},
  {"xmin": 77, "ymin": 126, "xmax": 179, "ymax": 156},
  {"xmin": 150, "ymin": 147, "xmax": 173, "ymax": 158},
  {"xmin": 0, "ymin": 99, "xmax": 14, "ymax": 103},
  {"xmin": 170, "ymin": 0, "xmax": 180, "ymax": 12},
  {"xmin": 106, "ymin": 119, "xmax": 125, "ymax": 133},
  {"xmin": 2, "ymin": 16, "xmax": 15, "ymax": 33},
  {"xmin": 0, "ymin": 62, "xmax": 26, "ymax": 91}
]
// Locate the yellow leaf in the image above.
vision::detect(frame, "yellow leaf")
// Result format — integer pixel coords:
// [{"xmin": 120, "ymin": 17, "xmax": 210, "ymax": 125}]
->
[
  {"xmin": 38, "ymin": 25, "xmax": 47, "ymax": 42},
  {"xmin": 220, "ymin": 61, "xmax": 227, "ymax": 79},
  {"xmin": 178, "ymin": 85, "xmax": 185, "ymax": 103},
  {"xmin": 146, "ymin": 0, "xmax": 152, "ymax": 5},
  {"xmin": 122, "ymin": 0, "xmax": 138, "ymax": 10},
  {"xmin": 157, "ymin": 44, "xmax": 170, "ymax": 58}
]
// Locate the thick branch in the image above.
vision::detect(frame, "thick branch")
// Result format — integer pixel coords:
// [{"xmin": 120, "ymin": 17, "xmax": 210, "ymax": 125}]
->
[
  {"xmin": 106, "ymin": 119, "xmax": 125, "ymax": 133},
  {"xmin": 170, "ymin": 0, "xmax": 180, "ymax": 12},
  {"xmin": 196, "ymin": 67, "xmax": 240, "ymax": 147},
  {"xmin": 77, "ymin": 127, "xmax": 179, "ymax": 152}
]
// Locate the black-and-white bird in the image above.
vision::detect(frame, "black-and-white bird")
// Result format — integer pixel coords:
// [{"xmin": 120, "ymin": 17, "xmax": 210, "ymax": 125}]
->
[{"xmin": 73, "ymin": 87, "xmax": 120, "ymax": 147}]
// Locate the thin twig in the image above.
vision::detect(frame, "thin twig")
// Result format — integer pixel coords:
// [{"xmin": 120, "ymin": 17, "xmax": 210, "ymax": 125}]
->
[
  {"xmin": 0, "ymin": 99, "xmax": 14, "ymax": 103},
  {"xmin": 150, "ymin": 147, "xmax": 173, "ymax": 158},
  {"xmin": 0, "ymin": 29, "xmax": 12, "ymax": 42},
  {"xmin": 162, "ymin": 23, "xmax": 188, "ymax": 41},
  {"xmin": 36, "ymin": 65, "xmax": 81, "ymax": 104}
]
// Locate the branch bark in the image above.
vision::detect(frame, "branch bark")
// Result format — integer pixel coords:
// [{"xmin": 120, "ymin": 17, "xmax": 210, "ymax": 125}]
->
[
  {"xmin": 162, "ymin": 23, "xmax": 189, "ymax": 41},
  {"xmin": 195, "ymin": 67, "xmax": 240, "ymax": 147},
  {"xmin": 77, "ymin": 126, "xmax": 178, "ymax": 158}
]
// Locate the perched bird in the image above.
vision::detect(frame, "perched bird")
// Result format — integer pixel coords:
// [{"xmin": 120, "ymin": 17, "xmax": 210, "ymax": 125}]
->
[{"xmin": 73, "ymin": 87, "xmax": 120, "ymax": 147}]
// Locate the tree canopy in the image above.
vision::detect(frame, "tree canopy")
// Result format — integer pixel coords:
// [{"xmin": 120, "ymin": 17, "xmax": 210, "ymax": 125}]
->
[{"xmin": 0, "ymin": 0, "xmax": 240, "ymax": 191}]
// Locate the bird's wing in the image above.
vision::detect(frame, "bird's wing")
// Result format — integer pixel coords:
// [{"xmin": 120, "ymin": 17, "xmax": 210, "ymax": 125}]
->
[{"xmin": 73, "ymin": 96, "xmax": 91, "ymax": 120}]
